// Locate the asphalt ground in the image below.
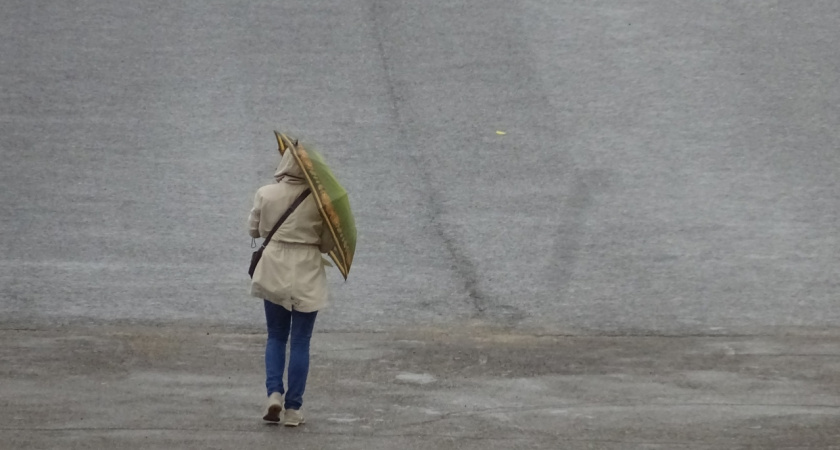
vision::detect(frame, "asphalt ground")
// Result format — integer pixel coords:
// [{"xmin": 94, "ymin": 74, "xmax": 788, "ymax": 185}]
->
[
  {"xmin": 2, "ymin": 1, "xmax": 840, "ymax": 448},
  {"xmin": 2, "ymin": 0, "xmax": 839, "ymax": 332}
]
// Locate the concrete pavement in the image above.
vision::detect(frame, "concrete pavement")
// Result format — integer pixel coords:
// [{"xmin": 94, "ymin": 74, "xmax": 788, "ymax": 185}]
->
[{"xmin": 3, "ymin": 324, "xmax": 840, "ymax": 449}]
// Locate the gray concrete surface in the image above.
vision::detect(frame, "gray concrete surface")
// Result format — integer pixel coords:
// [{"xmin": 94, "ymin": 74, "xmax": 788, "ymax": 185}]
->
[
  {"xmin": 3, "ymin": 326, "xmax": 840, "ymax": 449},
  {"xmin": 3, "ymin": 0, "xmax": 840, "ymax": 448}
]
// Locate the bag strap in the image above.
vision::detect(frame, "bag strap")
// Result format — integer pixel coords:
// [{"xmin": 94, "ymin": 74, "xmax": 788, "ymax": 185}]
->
[{"xmin": 259, "ymin": 188, "xmax": 312, "ymax": 250}]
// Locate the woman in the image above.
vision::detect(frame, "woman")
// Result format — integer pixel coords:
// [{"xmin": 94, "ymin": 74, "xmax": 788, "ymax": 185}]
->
[{"xmin": 248, "ymin": 148, "xmax": 335, "ymax": 426}]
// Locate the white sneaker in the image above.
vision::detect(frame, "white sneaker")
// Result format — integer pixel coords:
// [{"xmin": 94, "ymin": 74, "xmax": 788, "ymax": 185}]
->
[
  {"xmin": 262, "ymin": 392, "xmax": 283, "ymax": 422},
  {"xmin": 283, "ymin": 409, "xmax": 305, "ymax": 427}
]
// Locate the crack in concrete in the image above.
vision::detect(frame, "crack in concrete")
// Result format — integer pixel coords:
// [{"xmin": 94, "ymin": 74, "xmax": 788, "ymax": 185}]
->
[{"xmin": 366, "ymin": 0, "xmax": 488, "ymax": 315}]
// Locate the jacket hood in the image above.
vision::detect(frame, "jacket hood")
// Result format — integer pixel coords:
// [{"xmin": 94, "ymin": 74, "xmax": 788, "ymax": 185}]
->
[{"xmin": 274, "ymin": 149, "xmax": 306, "ymax": 184}]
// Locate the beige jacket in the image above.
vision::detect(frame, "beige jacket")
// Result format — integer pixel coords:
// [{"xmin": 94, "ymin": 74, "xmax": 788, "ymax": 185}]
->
[{"xmin": 248, "ymin": 151, "xmax": 335, "ymax": 312}]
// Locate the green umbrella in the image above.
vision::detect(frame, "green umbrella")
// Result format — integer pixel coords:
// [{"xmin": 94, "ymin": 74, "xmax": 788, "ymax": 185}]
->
[{"xmin": 275, "ymin": 131, "xmax": 357, "ymax": 279}]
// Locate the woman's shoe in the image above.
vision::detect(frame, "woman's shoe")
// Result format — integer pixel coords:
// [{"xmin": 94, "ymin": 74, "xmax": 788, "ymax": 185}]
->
[
  {"xmin": 283, "ymin": 409, "xmax": 305, "ymax": 427},
  {"xmin": 262, "ymin": 392, "xmax": 283, "ymax": 422}
]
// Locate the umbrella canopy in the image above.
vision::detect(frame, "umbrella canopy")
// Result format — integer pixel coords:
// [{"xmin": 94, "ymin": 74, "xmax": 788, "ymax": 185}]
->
[{"xmin": 275, "ymin": 132, "xmax": 356, "ymax": 279}]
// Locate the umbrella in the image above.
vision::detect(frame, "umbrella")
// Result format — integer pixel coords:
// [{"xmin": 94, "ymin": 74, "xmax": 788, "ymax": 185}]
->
[{"xmin": 275, "ymin": 131, "xmax": 357, "ymax": 279}]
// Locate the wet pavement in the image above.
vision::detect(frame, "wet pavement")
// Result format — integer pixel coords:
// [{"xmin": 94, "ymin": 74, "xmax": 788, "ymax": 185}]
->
[{"xmin": 3, "ymin": 325, "xmax": 840, "ymax": 449}]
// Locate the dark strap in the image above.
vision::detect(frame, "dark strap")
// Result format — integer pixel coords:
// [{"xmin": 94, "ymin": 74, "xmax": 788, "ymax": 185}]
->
[{"xmin": 259, "ymin": 188, "xmax": 312, "ymax": 250}]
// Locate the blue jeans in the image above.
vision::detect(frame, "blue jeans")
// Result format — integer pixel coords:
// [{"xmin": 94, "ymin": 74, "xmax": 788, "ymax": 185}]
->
[{"xmin": 264, "ymin": 300, "xmax": 318, "ymax": 410}]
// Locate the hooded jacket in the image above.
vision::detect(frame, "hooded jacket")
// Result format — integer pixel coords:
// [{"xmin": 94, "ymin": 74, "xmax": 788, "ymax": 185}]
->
[{"xmin": 248, "ymin": 150, "xmax": 335, "ymax": 312}]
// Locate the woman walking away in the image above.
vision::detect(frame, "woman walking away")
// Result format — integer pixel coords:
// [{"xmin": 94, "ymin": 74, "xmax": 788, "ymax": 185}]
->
[{"xmin": 248, "ymin": 148, "xmax": 335, "ymax": 426}]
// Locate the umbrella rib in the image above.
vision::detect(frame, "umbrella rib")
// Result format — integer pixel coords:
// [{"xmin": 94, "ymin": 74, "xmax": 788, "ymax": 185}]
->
[{"xmin": 289, "ymin": 147, "xmax": 349, "ymax": 278}]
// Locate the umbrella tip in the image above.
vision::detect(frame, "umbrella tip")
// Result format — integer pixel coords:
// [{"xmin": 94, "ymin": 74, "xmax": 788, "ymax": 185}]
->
[
  {"xmin": 274, "ymin": 131, "xmax": 299, "ymax": 155},
  {"xmin": 274, "ymin": 131, "xmax": 286, "ymax": 155}
]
